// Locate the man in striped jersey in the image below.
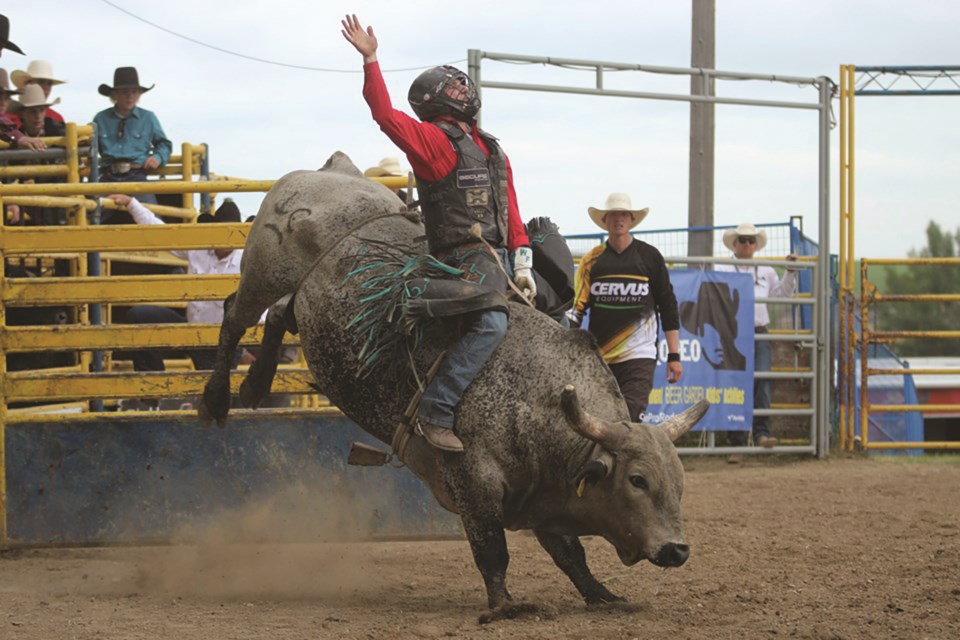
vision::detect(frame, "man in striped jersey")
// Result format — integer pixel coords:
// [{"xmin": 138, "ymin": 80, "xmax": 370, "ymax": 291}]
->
[{"xmin": 568, "ymin": 193, "xmax": 683, "ymax": 421}]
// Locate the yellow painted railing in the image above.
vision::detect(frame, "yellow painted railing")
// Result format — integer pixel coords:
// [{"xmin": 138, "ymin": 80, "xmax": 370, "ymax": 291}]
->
[
  {"xmin": 0, "ymin": 127, "xmax": 413, "ymax": 546},
  {"xmin": 856, "ymin": 257, "xmax": 960, "ymax": 451}
]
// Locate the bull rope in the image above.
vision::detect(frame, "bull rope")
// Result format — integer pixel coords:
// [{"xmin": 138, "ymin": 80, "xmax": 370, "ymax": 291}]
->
[
  {"xmin": 284, "ymin": 208, "xmax": 530, "ymax": 468},
  {"xmin": 279, "ymin": 205, "xmax": 453, "ymax": 468},
  {"xmin": 288, "ymin": 208, "xmax": 421, "ymax": 302}
]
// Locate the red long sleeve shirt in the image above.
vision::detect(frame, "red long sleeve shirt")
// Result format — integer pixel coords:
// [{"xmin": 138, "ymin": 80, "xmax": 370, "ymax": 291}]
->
[{"xmin": 362, "ymin": 61, "xmax": 529, "ymax": 251}]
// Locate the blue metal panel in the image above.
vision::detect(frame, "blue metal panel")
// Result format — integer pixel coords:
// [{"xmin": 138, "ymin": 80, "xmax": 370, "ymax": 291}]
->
[
  {"xmin": 791, "ymin": 224, "xmax": 817, "ymax": 330},
  {"xmin": 5, "ymin": 416, "xmax": 460, "ymax": 546}
]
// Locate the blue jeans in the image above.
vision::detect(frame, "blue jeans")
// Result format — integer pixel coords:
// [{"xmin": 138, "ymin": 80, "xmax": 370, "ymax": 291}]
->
[
  {"xmin": 730, "ymin": 327, "xmax": 772, "ymax": 445},
  {"xmin": 417, "ymin": 246, "xmax": 511, "ymax": 429},
  {"xmin": 417, "ymin": 308, "xmax": 508, "ymax": 428}
]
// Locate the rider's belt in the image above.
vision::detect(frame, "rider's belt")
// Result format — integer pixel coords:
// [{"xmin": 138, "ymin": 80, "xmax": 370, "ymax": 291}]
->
[{"xmin": 108, "ymin": 161, "xmax": 142, "ymax": 175}]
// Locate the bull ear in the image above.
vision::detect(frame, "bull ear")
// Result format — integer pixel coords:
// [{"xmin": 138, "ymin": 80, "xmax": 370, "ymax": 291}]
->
[
  {"xmin": 560, "ymin": 385, "xmax": 628, "ymax": 450},
  {"xmin": 574, "ymin": 458, "xmax": 611, "ymax": 491},
  {"xmin": 583, "ymin": 460, "xmax": 609, "ymax": 483},
  {"xmin": 661, "ymin": 399, "xmax": 710, "ymax": 442}
]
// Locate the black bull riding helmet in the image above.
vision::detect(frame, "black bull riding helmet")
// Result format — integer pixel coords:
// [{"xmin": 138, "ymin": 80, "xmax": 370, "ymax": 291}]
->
[{"xmin": 408, "ymin": 65, "xmax": 480, "ymax": 122}]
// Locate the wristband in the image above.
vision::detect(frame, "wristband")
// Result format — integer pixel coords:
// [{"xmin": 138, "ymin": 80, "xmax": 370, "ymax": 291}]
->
[
  {"xmin": 667, "ymin": 353, "xmax": 681, "ymax": 363},
  {"xmin": 512, "ymin": 246, "xmax": 533, "ymax": 270}
]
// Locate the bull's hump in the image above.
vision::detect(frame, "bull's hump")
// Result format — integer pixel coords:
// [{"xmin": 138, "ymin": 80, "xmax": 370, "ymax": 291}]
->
[{"xmin": 318, "ymin": 151, "xmax": 364, "ymax": 177}]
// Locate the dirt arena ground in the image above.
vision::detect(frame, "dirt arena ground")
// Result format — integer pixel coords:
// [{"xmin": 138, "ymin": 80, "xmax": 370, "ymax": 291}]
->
[{"xmin": 2, "ymin": 455, "xmax": 958, "ymax": 640}]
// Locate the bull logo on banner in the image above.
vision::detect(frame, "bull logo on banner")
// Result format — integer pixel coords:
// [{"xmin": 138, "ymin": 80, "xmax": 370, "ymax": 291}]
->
[{"xmin": 645, "ymin": 270, "xmax": 755, "ymax": 431}]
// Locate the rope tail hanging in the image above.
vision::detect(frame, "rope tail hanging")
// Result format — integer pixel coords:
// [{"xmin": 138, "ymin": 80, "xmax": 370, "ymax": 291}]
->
[{"xmin": 343, "ymin": 238, "xmax": 462, "ymax": 383}]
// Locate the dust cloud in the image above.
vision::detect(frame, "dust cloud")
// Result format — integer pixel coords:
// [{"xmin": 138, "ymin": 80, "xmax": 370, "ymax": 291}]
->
[{"xmin": 133, "ymin": 481, "xmax": 396, "ymax": 600}]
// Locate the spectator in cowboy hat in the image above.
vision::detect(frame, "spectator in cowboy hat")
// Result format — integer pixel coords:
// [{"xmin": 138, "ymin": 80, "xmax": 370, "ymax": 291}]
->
[
  {"xmin": 364, "ymin": 156, "xmax": 410, "ymax": 203},
  {"xmin": 11, "ymin": 60, "xmax": 65, "ymax": 123},
  {"xmin": 13, "ymin": 84, "xmax": 67, "ymax": 227},
  {"xmin": 0, "ymin": 68, "xmax": 21, "ymax": 123},
  {"xmin": 363, "ymin": 156, "xmax": 406, "ymax": 178},
  {"xmin": 715, "ymin": 221, "xmax": 798, "ymax": 457},
  {"xmin": 568, "ymin": 192, "xmax": 683, "ymax": 421},
  {"xmin": 17, "ymin": 84, "xmax": 63, "ymax": 138},
  {"xmin": 109, "ymin": 195, "xmax": 249, "ymax": 374},
  {"xmin": 0, "ymin": 15, "xmax": 45, "ymax": 153},
  {"xmin": 0, "ymin": 15, "xmax": 23, "ymax": 58},
  {"xmin": 93, "ymin": 66, "xmax": 171, "ymax": 206},
  {"xmin": 1, "ymin": 67, "xmax": 22, "ymax": 223}
]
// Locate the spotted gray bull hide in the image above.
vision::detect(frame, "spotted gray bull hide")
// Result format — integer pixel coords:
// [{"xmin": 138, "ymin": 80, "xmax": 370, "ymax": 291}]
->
[{"xmin": 200, "ymin": 152, "xmax": 707, "ymax": 618}]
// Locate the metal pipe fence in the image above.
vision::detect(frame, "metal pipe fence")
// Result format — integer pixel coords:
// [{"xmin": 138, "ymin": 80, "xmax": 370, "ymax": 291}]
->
[
  {"xmin": 852, "ymin": 258, "xmax": 960, "ymax": 451},
  {"xmin": 468, "ymin": 51, "xmax": 833, "ymax": 457},
  {"xmin": 662, "ymin": 255, "xmax": 818, "ymax": 457}
]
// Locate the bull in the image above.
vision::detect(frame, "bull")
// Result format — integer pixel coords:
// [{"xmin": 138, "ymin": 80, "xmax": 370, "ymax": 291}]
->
[{"xmin": 199, "ymin": 153, "xmax": 707, "ymax": 620}]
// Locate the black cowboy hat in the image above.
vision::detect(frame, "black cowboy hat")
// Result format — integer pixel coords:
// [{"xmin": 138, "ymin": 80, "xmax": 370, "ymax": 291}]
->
[
  {"xmin": 197, "ymin": 199, "xmax": 242, "ymax": 224},
  {"xmin": 98, "ymin": 66, "xmax": 154, "ymax": 97},
  {"xmin": 0, "ymin": 15, "xmax": 25, "ymax": 56}
]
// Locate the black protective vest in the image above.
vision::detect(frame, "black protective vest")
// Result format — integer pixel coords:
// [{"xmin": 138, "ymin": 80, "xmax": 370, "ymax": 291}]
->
[{"xmin": 415, "ymin": 122, "xmax": 509, "ymax": 254}]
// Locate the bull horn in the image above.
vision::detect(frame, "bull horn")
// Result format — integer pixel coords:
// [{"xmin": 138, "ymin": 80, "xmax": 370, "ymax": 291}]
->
[
  {"xmin": 661, "ymin": 399, "xmax": 710, "ymax": 442},
  {"xmin": 560, "ymin": 385, "xmax": 628, "ymax": 450}
]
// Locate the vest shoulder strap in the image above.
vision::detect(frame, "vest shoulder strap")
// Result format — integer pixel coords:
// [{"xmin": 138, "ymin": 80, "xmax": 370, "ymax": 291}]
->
[{"xmin": 434, "ymin": 120, "xmax": 465, "ymax": 140}]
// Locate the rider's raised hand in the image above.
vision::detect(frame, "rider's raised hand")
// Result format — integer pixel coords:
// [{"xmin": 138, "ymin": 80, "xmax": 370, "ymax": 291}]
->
[{"xmin": 341, "ymin": 14, "xmax": 378, "ymax": 63}]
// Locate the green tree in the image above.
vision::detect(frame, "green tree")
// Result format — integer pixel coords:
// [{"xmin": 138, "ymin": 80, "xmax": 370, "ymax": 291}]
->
[{"xmin": 875, "ymin": 221, "xmax": 960, "ymax": 357}]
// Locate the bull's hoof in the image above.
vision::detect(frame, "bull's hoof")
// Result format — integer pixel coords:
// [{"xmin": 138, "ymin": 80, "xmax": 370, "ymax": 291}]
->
[
  {"xmin": 197, "ymin": 400, "xmax": 227, "ymax": 428},
  {"xmin": 586, "ymin": 600, "xmax": 643, "ymax": 614},
  {"xmin": 199, "ymin": 378, "xmax": 231, "ymax": 427},
  {"xmin": 238, "ymin": 376, "xmax": 264, "ymax": 410},
  {"xmin": 197, "ymin": 399, "xmax": 212, "ymax": 426},
  {"xmin": 478, "ymin": 602, "xmax": 542, "ymax": 625},
  {"xmin": 584, "ymin": 587, "xmax": 627, "ymax": 606}
]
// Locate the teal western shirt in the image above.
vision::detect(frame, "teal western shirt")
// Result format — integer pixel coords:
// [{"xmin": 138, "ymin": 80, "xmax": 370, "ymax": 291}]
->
[{"xmin": 93, "ymin": 106, "xmax": 172, "ymax": 166}]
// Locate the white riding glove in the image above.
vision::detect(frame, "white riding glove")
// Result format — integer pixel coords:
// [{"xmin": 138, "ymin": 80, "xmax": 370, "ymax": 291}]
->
[
  {"xmin": 511, "ymin": 247, "xmax": 537, "ymax": 301},
  {"xmin": 565, "ymin": 309, "xmax": 583, "ymax": 328}
]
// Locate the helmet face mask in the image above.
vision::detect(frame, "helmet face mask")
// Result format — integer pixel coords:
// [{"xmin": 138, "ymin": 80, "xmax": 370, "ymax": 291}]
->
[{"xmin": 408, "ymin": 66, "xmax": 480, "ymax": 122}]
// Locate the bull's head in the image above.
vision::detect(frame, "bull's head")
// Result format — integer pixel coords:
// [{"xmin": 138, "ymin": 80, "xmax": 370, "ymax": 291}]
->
[{"xmin": 560, "ymin": 384, "xmax": 708, "ymax": 568}]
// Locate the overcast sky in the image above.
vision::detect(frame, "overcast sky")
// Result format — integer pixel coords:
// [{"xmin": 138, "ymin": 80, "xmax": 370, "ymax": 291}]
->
[{"xmin": 7, "ymin": 1, "xmax": 959, "ymax": 257}]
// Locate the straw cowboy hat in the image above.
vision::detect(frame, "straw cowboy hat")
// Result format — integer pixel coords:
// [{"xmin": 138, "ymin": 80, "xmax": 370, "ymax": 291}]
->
[
  {"xmin": 0, "ymin": 15, "xmax": 24, "ymax": 56},
  {"xmin": 363, "ymin": 156, "xmax": 407, "ymax": 178},
  {"xmin": 0, "ymin": 68, "xmax": 20, "ymax": 95},
  {"xmin": 587, "ymin": 192, "xmax": 649, "ymax": 230},
  {"xmin": 98, "ymin": 67, "xmax": 154, "ymax": 97},
  {"xmin": 17, "ymin": 84, "xmax": 60, "ymax": 109},
  {"xmin": 722, "ymin": 222, "xmax": 768, "ymax": 252},
  {"xmin": 11, "ymin": 60, "xmax": 66, "ymax": 89}
]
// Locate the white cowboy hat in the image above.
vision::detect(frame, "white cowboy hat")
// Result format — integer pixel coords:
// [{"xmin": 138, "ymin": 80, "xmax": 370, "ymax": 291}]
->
[
  {"xmin": 11, "ymin": 60, "xmax": 66, "ymax": 90},
  {"xmin": 587, "ymin": 192, "xmax": 649, "ymax": 230},
  {"xmin": 363, "ymin": 156, "xmax": 407, "ymax": 178},
  {"xmin": 16, "ymin": 83, "xmax": 59, "ymax": 109},
  {"xmin": 722, "ymin": 222, "xmax": 768, "ymax": 252}
]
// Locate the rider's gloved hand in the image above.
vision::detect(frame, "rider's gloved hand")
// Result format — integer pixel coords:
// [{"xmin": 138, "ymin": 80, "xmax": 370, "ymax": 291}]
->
[{"xmin": 511, "ymin": 247, "xmax": 537, "ymax": 301}]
